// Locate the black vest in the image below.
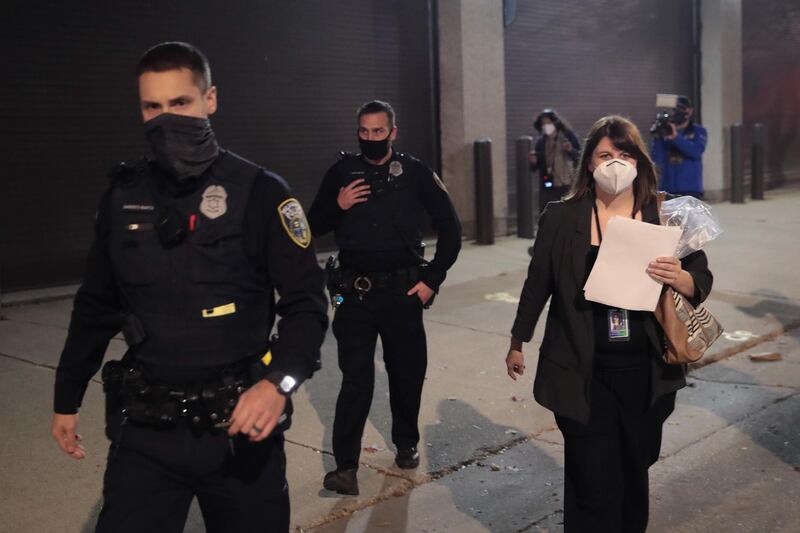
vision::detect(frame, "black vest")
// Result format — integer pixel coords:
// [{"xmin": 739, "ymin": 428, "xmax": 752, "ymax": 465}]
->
[
  {"xmin": 334, "ymin": 153, "xmax": 424, "ymax": 252},
  {"xmin": 107, "ymin": 151, "xmax": 271, "ymax": 368}
]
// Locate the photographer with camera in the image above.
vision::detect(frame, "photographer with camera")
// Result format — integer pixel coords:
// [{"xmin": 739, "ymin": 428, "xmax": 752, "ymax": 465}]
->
[
  {"xmin": 529, "ymin": 109, "xmax": 581, "ymax": 211},
  {"xmin": 650, "ymin": 95, "xmax": 707, "ymax": 198}
]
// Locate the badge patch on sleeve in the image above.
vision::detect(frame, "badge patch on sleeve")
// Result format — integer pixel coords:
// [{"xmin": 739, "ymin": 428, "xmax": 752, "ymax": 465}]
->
[{"xmin": 278, "ymin": 198, "xmax": 311, "ymax": 248}]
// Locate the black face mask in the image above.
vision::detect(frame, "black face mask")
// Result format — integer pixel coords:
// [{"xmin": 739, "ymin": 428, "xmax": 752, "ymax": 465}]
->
[
  {"xmin": 145, "ymin": 113, "xmax": 220, "ymax": 182},
  {"xmin": 358, "ymin": 132, "xmax": 392, "ymax": 161}
]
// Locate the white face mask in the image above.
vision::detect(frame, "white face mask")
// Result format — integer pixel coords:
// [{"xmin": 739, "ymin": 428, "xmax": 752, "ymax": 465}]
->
[
  {"xmin": 592, "ymin": 159, "xmax": 638, "ymax": 195},
  {"xmin": 542, "ymin": 123, "xmax": 556, "ymax": 136}
]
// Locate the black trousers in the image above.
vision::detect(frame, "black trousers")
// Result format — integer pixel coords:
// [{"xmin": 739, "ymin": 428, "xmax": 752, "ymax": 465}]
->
[
  {"xmin": 96, "ymin": 413, "xmax": 289, "ymax": 533},
  {"xmin": 331, "ymin": 289, "xmax": 427, "ymax": 470},
  {"xmin": 555, "ymin": 353, "xmax": 675, "ymax": 533}
]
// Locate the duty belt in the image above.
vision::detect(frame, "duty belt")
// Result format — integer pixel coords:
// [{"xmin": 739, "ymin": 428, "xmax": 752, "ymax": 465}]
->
[
  {"xmin": 325, "ymin": 258, "xmax": 435, "ymax": 309},
  {"xmin": 335, "ymin": 266, "xmax": 420, "ymax": 299},
  {"xmin": 101, "ymin": 356, "xmax": 289, "ymax": 432},
  {"xmin": 353, "ymin": 267, "xmax": 419, "ymax": 293}
]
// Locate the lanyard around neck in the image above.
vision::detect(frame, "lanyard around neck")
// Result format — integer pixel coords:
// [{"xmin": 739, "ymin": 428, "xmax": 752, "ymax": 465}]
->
[{"xmin": 592, "ymin": 198, "xmax": 636, "ymax": 244}]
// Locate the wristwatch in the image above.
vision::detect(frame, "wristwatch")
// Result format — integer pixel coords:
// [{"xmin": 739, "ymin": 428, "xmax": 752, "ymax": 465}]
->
[{"xmin": 265, "ymin": 371, "xmax": 298, "ymax": 397}]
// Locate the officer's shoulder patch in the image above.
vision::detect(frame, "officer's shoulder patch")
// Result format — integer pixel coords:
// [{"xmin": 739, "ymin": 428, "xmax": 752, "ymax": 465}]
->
[{"xmin": 278, "ymin": 198, "xmax": 311, "ymax": 249}]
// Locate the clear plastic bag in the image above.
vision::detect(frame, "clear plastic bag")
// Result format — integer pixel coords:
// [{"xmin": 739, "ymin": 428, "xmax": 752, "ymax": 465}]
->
[{"xmin": 659, "ymin": 196, "xmax": 723, "ymax": 258}]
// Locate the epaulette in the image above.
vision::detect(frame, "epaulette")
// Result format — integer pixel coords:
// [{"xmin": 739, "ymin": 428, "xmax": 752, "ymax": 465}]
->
[
  {"xmin": 107, "ymin": 159, "xmax": 146, "ymax": 187},
  {"xmin": 337, "ymin": 150, "xmax": 357, "ymax": 161}
]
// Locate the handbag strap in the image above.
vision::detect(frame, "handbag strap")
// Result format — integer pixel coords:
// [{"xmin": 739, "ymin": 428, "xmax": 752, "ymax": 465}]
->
[{"xmin": 655, "ymin": 191, "xmax": 666, "ymax": 224}]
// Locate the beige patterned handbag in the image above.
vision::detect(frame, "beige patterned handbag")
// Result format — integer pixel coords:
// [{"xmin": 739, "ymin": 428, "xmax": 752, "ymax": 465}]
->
[{"xmin": 654, "ymin": 282, "xmax": 723, "ymax": 364}]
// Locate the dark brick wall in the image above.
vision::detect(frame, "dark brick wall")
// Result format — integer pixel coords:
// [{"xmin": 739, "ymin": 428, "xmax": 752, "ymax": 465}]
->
[
  {"xmin": 1, "ymin": 1, "xmax": 436, "ymax": 291},
  {"xmin": 504, "ymin": 0, "xmax": 695, "ymax": 220}
]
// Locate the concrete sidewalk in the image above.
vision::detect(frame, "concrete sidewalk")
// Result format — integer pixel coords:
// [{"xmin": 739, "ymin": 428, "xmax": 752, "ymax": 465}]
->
[{"xmin": 1, "ymin": 190, "xmax": 799, "ymax": 532}]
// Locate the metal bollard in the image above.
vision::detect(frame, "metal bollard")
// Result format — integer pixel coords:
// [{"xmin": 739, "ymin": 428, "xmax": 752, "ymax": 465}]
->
[
  {"xmin": 730, "ymin": 123, "xmax": 744, "ymax": 203},
  {"xmin": 516, "ymin": 136, "xmax": 534, "ymax": 238},
  {"xmin": 751, "ymin": 122, "xmax": 765, "ymax": 200},
  {"xmin": 474, "ymin": 138, "xmax": 494, "ymax": 245}
]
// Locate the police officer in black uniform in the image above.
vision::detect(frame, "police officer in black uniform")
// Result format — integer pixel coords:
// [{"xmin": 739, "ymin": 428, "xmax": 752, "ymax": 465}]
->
[
  {"xmin": 50, "ymin": 42, "xmax": 328, "ymax": 532},
  {"xmin": 308, "ymin": 100, "xmax": 461, "ymax": 495}
]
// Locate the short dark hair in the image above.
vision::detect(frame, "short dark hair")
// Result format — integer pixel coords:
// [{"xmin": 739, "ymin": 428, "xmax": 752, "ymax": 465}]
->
[
  {"xmin": 136, "ymin": 42, "xmax": 212, "ymax": 92},
  {"xmin": 357, "ymin": 100, "xmax": 396, "ymax": 128}
]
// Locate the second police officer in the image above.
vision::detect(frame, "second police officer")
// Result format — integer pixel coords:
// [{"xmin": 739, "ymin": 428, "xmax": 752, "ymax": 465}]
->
[{"xmin": 308, "ymin": 100, "xmax": 462, "ymax": 495}]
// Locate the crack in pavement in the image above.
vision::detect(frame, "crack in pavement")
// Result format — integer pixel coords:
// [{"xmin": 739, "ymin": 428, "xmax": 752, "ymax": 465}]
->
[
  {"xmin": 0, "ymin": 316, "xmax": 70, "ymax": 329},
  {"xmin": 423, "ymin": 317, "xmax": 513, "ymax": 338},
  {"xmin": 688, "ymin": 374, "xmax": 800, "ymax": 391},
  {"xmin": 518, "ymin": 509, "xmax": 564, "ymax": 532},
  {"xmin": 657, "ymin": 390, "xmax": 800, "ymax": 461},
  {"xmin": 0, "ymin": 352, "xmax": 103, "ymax": 385},
  {"xmin": 0, "ymin": 351, "xmax": 58, "ymax": 371},
  {"xmin": 302, "ymin": 427, "xmax": 557, "ymax": 530}
]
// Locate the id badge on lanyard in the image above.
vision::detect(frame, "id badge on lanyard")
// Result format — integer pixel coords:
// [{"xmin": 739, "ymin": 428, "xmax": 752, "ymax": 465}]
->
[{"xmin": 608, "ymin": 309, "xmax": 630, "ymax": 342}]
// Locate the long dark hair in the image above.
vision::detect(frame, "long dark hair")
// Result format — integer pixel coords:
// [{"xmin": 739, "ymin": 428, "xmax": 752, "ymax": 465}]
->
[
  {"xmin": 565, "ymin": 115, "xmax": 658, "ymax": 214},
  {"xmin": 533, "ymin": 108, "xmax": 574, "ymax": 135}
]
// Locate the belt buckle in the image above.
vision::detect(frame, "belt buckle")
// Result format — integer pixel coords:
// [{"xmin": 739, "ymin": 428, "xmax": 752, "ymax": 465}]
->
[{"xmin": 353, "ymin": 276, "xmax": 372, "ymax": 299}]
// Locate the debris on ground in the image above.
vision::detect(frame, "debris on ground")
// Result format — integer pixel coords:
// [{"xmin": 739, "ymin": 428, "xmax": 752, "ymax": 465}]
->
[
  {"xmin": 749, "ymin": 352, "xmax": 783, "ymax": 362},
  {"xmin": 363, "ymin": 444, "xmax": 385, "ymax": 453},
  {"xmin": 490, "ymin": 463, "xmax": 501, "ymax": 471}
]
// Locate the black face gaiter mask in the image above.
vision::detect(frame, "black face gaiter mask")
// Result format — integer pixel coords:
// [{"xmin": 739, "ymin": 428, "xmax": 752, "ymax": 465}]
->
[
  {"xmin": 145, "ymin": 113, "xmax": 220, "ymax": 182},
  {"xmin": 358, "ymin": 133, "xmax": 392, "ymax": 161}
]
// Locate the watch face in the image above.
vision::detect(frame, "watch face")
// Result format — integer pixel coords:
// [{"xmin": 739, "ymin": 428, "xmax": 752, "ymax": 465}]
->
[{"xmin": 280, "ymin": 375, "xmax": 297, "ymax": 393}]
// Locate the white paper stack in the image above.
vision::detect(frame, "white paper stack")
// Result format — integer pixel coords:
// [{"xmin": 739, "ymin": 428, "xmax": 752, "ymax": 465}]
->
[{"xmin": 584, "ymin": 217, "xmax": 682, "ymax": 311}]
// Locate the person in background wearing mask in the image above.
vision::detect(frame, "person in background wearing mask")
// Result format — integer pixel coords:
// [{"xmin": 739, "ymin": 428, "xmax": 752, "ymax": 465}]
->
[
  {"xmin": 506, "ymin": 116, "xmax": 713, "ymax": 532},
  {"xmin": 651, "ymin": 95, "xmax": 707, "ymax": 198},
  {"xmin": 529, "ymin": 108, "xmax": 581, "ymax": 212},
  {"xmin": 50, "ymin": 41, "xmax": 328, "ymax": 532},
  {"xmin": 308, "ymin": 100, "xmax": 461, "ymax": 496}
]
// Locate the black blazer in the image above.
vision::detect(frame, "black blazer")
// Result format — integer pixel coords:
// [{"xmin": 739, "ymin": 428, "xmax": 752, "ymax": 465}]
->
[{"xmin": 511, "ymin": 194, "xmax": 713, "ymax": 424}]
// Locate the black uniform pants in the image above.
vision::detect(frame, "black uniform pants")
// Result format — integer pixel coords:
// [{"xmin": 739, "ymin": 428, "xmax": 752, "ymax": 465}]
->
[
  {"xmin": 331, "ymin": 289, "xmax": 427, "ymax": 470},
  {"xmin": 96, "ymin": 413, "xmax": 289, "ymax": 533},
  {"xmin": 555, "ymin": 353, "xmax": 675, "ymax": 533}
]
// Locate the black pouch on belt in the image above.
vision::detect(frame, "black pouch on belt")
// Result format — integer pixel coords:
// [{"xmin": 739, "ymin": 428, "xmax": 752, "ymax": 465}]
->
[{"xmin": 101, "ymin": 359, "xmax": 128, "ymax": 420}]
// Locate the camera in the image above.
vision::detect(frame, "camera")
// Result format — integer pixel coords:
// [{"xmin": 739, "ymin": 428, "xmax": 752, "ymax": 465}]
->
[{"xmin": 649, "ymin": 94, "xmax": 690, "ymax": 137}]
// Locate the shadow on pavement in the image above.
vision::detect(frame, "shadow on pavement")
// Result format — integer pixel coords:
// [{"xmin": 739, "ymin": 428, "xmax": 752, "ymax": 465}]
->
[{"xmin": 424, "ymin": 399, "xmax": 564, "ymax": 533}]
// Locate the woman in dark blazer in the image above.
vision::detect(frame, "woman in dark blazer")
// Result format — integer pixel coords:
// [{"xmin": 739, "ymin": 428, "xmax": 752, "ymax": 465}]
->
[{"xmin": 506, "ymin": 115, "xmax": 713, "ymax": 533}]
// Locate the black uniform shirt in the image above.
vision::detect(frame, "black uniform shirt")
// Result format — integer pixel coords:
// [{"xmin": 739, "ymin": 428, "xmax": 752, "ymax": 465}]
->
[
  {"xmin": 54, "ymin": 154, "xmax": 328, "ymax": 414},
  {"xmin": 307, "ymin": 150, "xmax": 461, "ymax": 290}
]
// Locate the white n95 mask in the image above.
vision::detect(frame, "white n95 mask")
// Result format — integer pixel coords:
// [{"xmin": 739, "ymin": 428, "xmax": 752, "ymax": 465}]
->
[
  {"xmin": 592, "ymin": 159, "xmax": 638, "ymax": 195},
  {"xmin": 542, "ymin": 123, "xmax": 556, "ymax": 136}
]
